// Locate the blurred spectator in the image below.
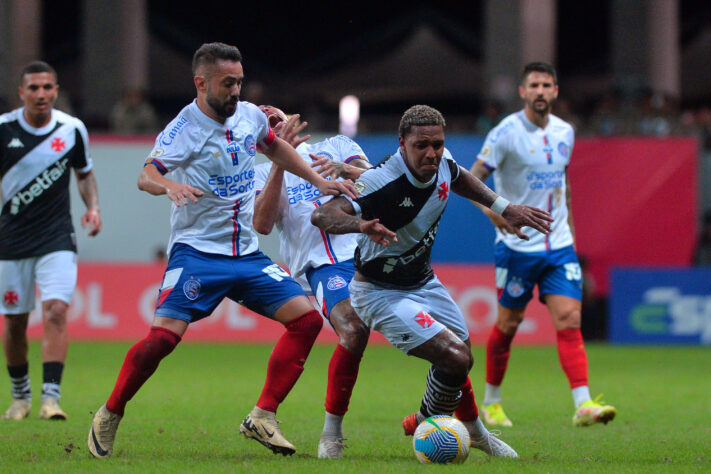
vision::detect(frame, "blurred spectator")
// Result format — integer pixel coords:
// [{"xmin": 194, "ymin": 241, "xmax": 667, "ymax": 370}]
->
[
  {"xmin": 692, "ymin": 209, "xmax": 711, "ymax": 266},
  {"xmin": 109, "ymin": 88, "xmax": 159, "ymax": 134},
  {"xmin": 587, "ymin": 90, "xmax": 622, "ymax": 136},
  {"xmin": 696, "ymin": 107, "xmax": 711, "ymax": 149},
  {"xmin": 553, "ymin": 98, "xmax": 582, "ymax": 132},
  {"xmin": 475, "ymin": 101, "xmax": 503, "ymax": 134},
  {"xmin": 0, "ymin": 96, "xmax": 9, "ymax": 114}
]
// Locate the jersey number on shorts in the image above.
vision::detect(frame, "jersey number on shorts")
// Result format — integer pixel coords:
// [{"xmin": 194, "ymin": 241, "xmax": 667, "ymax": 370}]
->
[
  {"xmin": 262, "ymin": 264, "xmax": 290, "ymax": 281},
  {"xmin": 564, "ymin": 263, "xmax": 582, "ymax": 281}
]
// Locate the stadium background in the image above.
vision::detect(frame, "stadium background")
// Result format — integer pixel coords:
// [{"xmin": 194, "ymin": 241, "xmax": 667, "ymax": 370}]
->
[{"xmin": 1, "ymin": 0, "xmax": 710, "ymax": 346}]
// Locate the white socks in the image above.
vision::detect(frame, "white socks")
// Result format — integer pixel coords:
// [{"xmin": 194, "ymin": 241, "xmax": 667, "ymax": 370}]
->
[
  {"xmin": 322, "ymin": 412, "xmax": 344, "ymax": 438},
  {"xmin": 483, "ymin": 383, "xmax": 502, "ymax": 405},
  {"xmin": 572, "ymin": 385, "xmax": 591, "ymax": 408}
]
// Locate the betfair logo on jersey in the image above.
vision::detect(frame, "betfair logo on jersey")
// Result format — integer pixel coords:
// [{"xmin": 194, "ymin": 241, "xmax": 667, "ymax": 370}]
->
[
  {"xmin": 209, "ymin": 169, "xmax": 255, "ymax": 197},
  {"xmin": 10, "ymin": 158, "xmax": 69, "ymax": 214}
]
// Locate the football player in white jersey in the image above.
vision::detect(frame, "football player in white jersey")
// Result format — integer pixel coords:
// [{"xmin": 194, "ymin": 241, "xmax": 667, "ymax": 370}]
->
[
  {"xmin": 470, "ymin": 62, "xmax": 616, "ymax": 427},
  {"xmin": 312, "ymin": 105, "xmax": 553, "ymax": 459},
  {"xmin": 1, "ymin": 61, "xmax": 102, "ymax": 421},
  {"xmin": 88, "ymin": 43, "xmax": 357, "ymax": 460},
  {"xmin": 253, "ymin": 106, "xmax": 371, "ymax": 459}
]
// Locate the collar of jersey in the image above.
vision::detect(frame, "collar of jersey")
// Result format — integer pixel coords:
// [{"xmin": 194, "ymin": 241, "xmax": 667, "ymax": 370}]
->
[
  {"xmin": 189, "ymin": 99, "xmax": 236, "ymax": 129},
  {"xmin": 394, "ymin": 148, "xmax": 437, "ymax": 188},
  {"xmin": 517, "ymin": 109, "xmax": 551, "ymax": 134},
  {"xmin": 17, "ymin": 107, "xmax": 57, "ymax": 135}
]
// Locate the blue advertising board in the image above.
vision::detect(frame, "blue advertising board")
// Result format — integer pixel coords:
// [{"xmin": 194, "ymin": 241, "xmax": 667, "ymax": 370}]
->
[{"xmin": 609, "ymin": 267, "xmax": 711, "ymax": 345}]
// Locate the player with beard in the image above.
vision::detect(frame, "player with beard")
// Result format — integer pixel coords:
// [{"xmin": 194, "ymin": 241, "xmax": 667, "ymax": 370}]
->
[
  {"xmin": 470, "ymin": 62, "xmax": 616, "ymax": 427},
  {"xmin": 87, "ymin": 42, "xmax": 356, "ymax": 459}
]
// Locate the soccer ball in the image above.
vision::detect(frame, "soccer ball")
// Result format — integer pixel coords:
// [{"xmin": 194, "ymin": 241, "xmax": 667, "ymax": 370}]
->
[{"xmin": 412, "ymin": 415, "xmax": 470, "ymax": 464}]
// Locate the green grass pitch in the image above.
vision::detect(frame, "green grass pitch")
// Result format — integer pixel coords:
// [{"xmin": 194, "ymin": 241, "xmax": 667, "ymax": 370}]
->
[{"xmin": 0, "ymin": 342, "xmax": 709, "ymax": 472}]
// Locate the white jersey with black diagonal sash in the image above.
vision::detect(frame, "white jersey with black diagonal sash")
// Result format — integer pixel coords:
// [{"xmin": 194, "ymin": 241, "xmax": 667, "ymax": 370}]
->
[
  {"xmin": 0, "ymin": 108, "xmax": 92, "ymax": 259},
  {"xmin": 348, "ymin": 147, "xmax": 460, "ymax": 289}
]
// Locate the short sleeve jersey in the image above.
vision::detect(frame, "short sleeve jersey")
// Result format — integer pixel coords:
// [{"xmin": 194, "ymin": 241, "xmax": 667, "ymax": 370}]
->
[
  {"xmin": 348, "ymin": 147, "xmax": 460, "ymax": 289},
  {"xmin": 0, "ymin": 108, "xmax": 92, "ymax": 259},
  {"xmin": 145, "ymin": 100, "xmax": 275, "ymax": 256},
  {"xmin": 478, "ymin": 110, "xmax": 575, "ymax": 252},
  {"xmin": 253, "ymin": 135, "xmax": 366, "ymax": 285}
]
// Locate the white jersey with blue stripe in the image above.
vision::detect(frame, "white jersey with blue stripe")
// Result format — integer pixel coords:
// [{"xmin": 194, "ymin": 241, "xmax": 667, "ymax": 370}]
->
[
  {"xmin": 478, "ymin": 110, "xmax": 575, "ymax": 252},
  {"xmin": 146, "ymin": 100, "xmax": 276, "ymax": 256},
  {"xmin": 254, "ymin": 135, "xmax": 366, "ymax": 287}
]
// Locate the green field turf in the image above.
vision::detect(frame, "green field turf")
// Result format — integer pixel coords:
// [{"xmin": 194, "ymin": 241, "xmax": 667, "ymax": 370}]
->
[{"xmin": 0, "ymin": 342, "xmax": 708, "ymax": 472}]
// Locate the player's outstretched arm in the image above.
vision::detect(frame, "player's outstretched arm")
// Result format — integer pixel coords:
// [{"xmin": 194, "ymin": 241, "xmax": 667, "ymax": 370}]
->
[
  {"xmin": 311, "ymin": 196, "xmax": 396, "ymax": 246},
  {"xmin": 138, "ymin": 163, "xmax": 204, "ymax": 207},
  {"xmin": 310, "ymin": 155, "xmax": 371, "ymax": 181},
  {"xmin": 75, "ymin": 169, "xmax": 102, "ymax": 237},
  {"xmin": 452, "ymin": 165, "xmax": 552, "ymax": 239},
  {"xmin": 468, "ymin": 160, "xmax": 515, "ymax": 234},
  {"xmin": 264, "ymin": 138, "xmax": 357, "ymax": 199}
]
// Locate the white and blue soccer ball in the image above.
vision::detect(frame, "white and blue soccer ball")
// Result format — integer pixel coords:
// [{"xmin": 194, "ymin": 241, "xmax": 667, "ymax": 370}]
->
[{"xmin": 412, "ymin": 415, "xmax": 470, "ymax": 464}]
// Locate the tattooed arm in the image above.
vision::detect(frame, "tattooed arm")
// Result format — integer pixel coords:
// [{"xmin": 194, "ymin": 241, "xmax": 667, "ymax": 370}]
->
[{"xmin": 310, "ymin": 196, "xmax": 396, "ymax": 246}]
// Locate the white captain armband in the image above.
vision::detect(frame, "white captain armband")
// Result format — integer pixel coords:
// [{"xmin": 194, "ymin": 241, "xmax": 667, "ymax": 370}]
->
[{"xmin": 490, "ymin": 196, "xmax": 510, "ymax": 216}]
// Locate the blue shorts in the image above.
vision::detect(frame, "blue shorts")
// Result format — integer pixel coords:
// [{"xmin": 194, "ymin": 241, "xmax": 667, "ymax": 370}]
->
[
  {"xmin": 305, "ymin": 259, "xmax": 355, "ymax": 319},
  {"xmin": 495, "ymin": 242, "xmax": 582, "ymax": 309},
  {"xmin": 155, "ymin": 243, "xmax": 305, "ymax": 323}
]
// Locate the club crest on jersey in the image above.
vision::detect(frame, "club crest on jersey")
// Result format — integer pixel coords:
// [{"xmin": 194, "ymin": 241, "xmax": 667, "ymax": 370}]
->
[
  {"xmin": 244, "ymin": 134, "xmax": 256, "ymax": 156},
  {"xmin": 558, "ymin": 142, "xmax": 570, "ymax": 157},
  {"xmin": 3, "ymin": 290, "xmax": 19, "ymax": 306},
  {"xmin": 414, "ymin": 311, "xmax": 435, "ymax": 329},
  {"xmin": 183, "ymin": 278, "xmax": 201, "ymax": 300},
  {"xmin": 326, "ymin": 275, "xmax": 347, "ymax": 291},
  {"xmin": 438, "ymin": 181, "xmax": 449, "ymax": 201},
  {"xmin": 506, "ymin": 277, "xmax": 525, "ymax": 298},
  {"xmin": 354, "ymin": 180, "xmax": 366, "ymax": 194}
]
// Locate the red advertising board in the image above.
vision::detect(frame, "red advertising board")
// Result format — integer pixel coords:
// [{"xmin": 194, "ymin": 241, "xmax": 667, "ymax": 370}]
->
[
  {"xmin": 570, "ymin": 138, "xmax": 697, "ymax": 295},
  {"xmin": 2, "ymin": 264, "xmax": 556, "ymax": 344}
]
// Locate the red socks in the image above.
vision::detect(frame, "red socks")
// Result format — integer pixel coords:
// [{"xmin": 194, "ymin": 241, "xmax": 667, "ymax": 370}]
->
[
  {"xmin": 454, "ymin": 376, "xmax": 478, "ymax": 421},
  {"xmin": 556, "ymin": 328, "xmax": 589, "ymax": 388},
  {"xmin": 106, "ymin": 327, "xmax": 181, "ymax": 416},
  {"xmin": 257, "ymin": 310, "xmax": 323, "ymax": 412},
  {"xmin": 325, "ymin": 344, "xmax": 362, "ymax": 416},
  {"xmin": 486, "ymin": 325, "xmax": 514, "ymax": 386}
]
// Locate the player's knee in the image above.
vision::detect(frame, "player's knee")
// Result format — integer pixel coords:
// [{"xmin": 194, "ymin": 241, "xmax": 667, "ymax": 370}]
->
[
  {"xmin": 338, "ymin": 319, "xmax": 370, "ymax": 354},
  {"xmin": 498, "ymin": 317, "xmax": 522, "ymax": 335},
  {"xmin": 556, "ymin": 308, "xmax": 581, "ymax": 329},
  {"xmin": 441, "ymin": 342, "xmax": 471, "ymax": 378},
  {"xmin": 43, "ymin": 302, "xmax": 68, "ymax": 329},
  {"xmin": 4, "ymin": 316, "xmax": 29, "ymax": 337},
  {"xmin": 287, "ymin": 309, "xmax": 324, "ymax": 335}
]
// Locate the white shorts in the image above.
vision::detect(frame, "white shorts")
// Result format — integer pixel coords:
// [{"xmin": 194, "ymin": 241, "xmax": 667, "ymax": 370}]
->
[
  {"xmin": 0, "ymin": 251, "xmax": 77, "ymax": 314},
  {"xmin": 348, "ymin": 275, "xmax": 469, "ymax": 354}
]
